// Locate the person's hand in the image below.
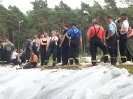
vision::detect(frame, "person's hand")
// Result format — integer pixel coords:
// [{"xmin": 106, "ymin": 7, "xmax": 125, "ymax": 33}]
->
[
  {"xmin": 104, "ymin": 43, "xmax": 107, "ymax": 46},
  {"xmin": 127, "ymin": 35, "xmax": 130, "ymax": 38},
  {"xmin": 79, "ymin": 44, "xmax": 82, "ymax": 49},
  {"xmin": 106, "ymin": 37, "xmax": 109, "ymax": 40}
]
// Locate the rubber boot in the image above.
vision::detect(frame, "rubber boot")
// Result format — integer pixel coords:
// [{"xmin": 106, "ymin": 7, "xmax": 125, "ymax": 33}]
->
[
  {"xmin": 53, "ymin": 62, "xmax": 56, "ymax": 67},
  {"xmin": 75, "ymin": 59, "xmax": 79, "ymax": 65},
  {"xmin": 69, "ymin": 60, "xmax": 73, "ymax": 65},
  {"xmin": 92, "ymin": 62, "xmax": 97, "ymax": 66},
  {"xmin": 121, "ymin": 58, "xmax": 126, "ymax": 63},
  {"xmin": 111, "ymin": 58, "xmax": 116, "ymax": 66},
  {"xmin": 104, "ymin": 56, "xmax": 109, "ymax": 63},
  {"xmin": 45, "ymin": 62, "xmax": 48, "ymax": 66}
]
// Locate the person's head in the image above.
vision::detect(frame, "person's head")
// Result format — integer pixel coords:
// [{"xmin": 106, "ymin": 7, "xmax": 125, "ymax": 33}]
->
[
  {"xmin": 13, "ymin": 48, "xmax": 17, "ymax": 52},
  {"xmin": 30, "ymin": 51, "xmax": 34, "ymax": 56},
  {"xmin": 44, "ymin": 32, "xmax": 48, "ymax": 37},
  {"xmin": 51, "ymin": 31, "xmax": 56, "ymax": 37},
  {"xmin": 120, "ymin": 13, "xmax": 128, "ymax": 21},
  {"xmin": 34, "ymin": 35, "xmax": 38, "ymax": 39},
  {"xmin": 55, "ymin": 30, "xmax": 60, "ymax": 36},
  {"xmin": 26, "ymin": 37, "xmax": 30, "ymax": 41},
  {"xmin": 41, "ymin": 34, "xmax": 44, "ymax": 38},
  {"xmin": 106, "ymin": 15, "xmax": 113, "ymax": 23},
  {"xmin": 63, "ymin": 24, "xmax": 69, "ymax": 30},
  {"xmin": 71, "ymin": 23, "xmax": 76, "ymax": 28},
  {"xmin": 92, "ymin": 19, "xmax": 98, "ymax": 25},
  {"xmin": 20, "ymin": 49, "xmax": 23, "ymax": 53},
  {"xmin": 5, "ymin": 38, "xmax": 9, "ymax": 42}
]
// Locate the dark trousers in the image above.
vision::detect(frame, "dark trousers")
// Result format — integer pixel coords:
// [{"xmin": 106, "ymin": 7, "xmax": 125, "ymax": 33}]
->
[
  {"xmin": 62, "ymin": 46, "xmax": 69, "ymax": 65},
  {"xmin": 23, "ymin": 62, "xmax": 37, "ymax": 69},
  {"xmin": 45, "ymin": 48, "xmax": 57, "ymax": 63},
  {"xmin": 26, "ymin": 51, "xmax": 31, "ymax": 61},
  {"xmin": 107, "ymin": 34, "xmax": 117, "ymax": 65},
  {"xmin": 90, "ymin": 36, "xmax": 108, "ymax": 65},
  {"xmin": 11, "ymin": 59, "xmax": 21, "ymax": 65},
  {"xmin": 119, "ymin": 34, "xmax": 127, "ymax": 63},
  {"xmin": 57, "ymin": 46, "xmax": 61, "ymax": 63},
  {"xmin": 20, "ymin": 55, "xmax": 26, "ymax": 63},
  {"xmin": 6, "ymin": 51, "xmax": 11, "ymax": 64},
  {"xmin": 126, "ymin": 46, "xmax": 133, "ymax": 61},
  {"xmin": 69, "ymin": 42, "xmax": 79, "ymax": 64},
  {"xmin": 40, "ymin": 46, "xmax": 46, "ymax": 66}
]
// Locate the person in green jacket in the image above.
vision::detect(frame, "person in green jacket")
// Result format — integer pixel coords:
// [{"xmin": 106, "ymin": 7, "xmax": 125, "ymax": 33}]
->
[{"xmin": 5, "ymin": 38, "xmax": 14, "ymax": 64}]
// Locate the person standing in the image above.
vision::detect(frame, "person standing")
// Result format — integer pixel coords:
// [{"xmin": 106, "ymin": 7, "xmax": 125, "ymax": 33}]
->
[
  {"xmin": 24, "ymin": 37, "xmax": 33, "ymax": 62},
  {"xmin": 0, "ymin": 40, "xmax": 4, "ymax": 63},
  {"xmin": 106, "ymin": 15, "xmax": 118, "ymax": 65},
  {"xmin": 32, "ymin": 35, "xmax": 40, "ymax": 60},
  {"xmin": 119, "ymin": 13, "xmax": 129, "ymax": 63},
  {"xmin": 65, "ymin": 23, "xmax": 82, "ymax": 65},
  {"xmin": 87, "ymin": 19, "xmax": 108, "ymax": 66},
  {"xmin": 126, "ymin": 27, "xmax": 133, "ymax": 61},
  {"xmin": 5, "ymin": 38, "xmax": 14, "ymax": 64},
  {"xmin": 40, "ymin": 34, "xmax": 48, "ymax": 66},
  {"xmin": 55, "ymin": 30, "xmax": 62, "ymax": 63},
  {"xmin": 45, "ymin": 31, "xmax": 58, "ymax": 67},
  {"xmin": 60, "ymin": 25, "xmax": 69, "ymax": 66}
]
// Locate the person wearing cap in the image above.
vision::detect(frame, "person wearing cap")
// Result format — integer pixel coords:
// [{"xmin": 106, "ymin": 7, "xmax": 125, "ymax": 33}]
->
[
  {"xmin": 45, "ymin": 31, "xmax": 58, "ymax": 67},
  {"xmin": 87, "ymin": 19, "xmax": 108, "ymax": 66},
  {"xmin": 32, "ymin": 35, "xmax": 40, "ymax": 60},
  {"xmin": 106, "ymin": 15, "xmax": 118, "ymax": 65},
  {"xmin": 65, "ymin": 23, "xmax": 82, "ymax": 65},
  {"xmin": 55, "ymin": 30, "xmax": 62, "ymax": 63},
  {"xmin": 119, "ymin": 13, "xmax": 129, "ymax": 63},
  {"xmin": 23, "ymin": 51, "xmax": 38, "ymax": 69},
  {"xmin": 24, "ymin": 37, "xmax": 33, "ymax": 62}
]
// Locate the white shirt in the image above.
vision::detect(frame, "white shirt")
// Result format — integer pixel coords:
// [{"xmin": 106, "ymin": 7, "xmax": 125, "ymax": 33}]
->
[
  {"xmin": 11, "ymin": 52, "xmax": 18, "ymax": 59},
  {"xmin": 32, "ymin": 38, "xmax": 39, "ymax": 47},
  {"xmin": 121, "ymin": 20, "xmax": 129, "ymax": 34},
  {"xmin": 48, "ymin": 36, "xmax": 58, "ymax": 45}
]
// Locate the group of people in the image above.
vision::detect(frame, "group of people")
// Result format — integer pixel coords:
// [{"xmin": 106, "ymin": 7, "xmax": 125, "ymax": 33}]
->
[
  {"xmin": 0, "ymin": 13, "xmax": 132, "ymax": 68},
  {"xmin": 87, "ymin": 13, "xmax": 132, "ymax": 66},
  {"xmin": 0, "ymin": 23, "xmax": 82, "ymax": 69}
]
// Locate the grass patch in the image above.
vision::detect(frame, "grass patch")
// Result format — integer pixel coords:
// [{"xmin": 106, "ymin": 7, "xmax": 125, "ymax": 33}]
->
[{"xmin": 116, "ymin": 65, "xmax": 133, "ymax": 74}]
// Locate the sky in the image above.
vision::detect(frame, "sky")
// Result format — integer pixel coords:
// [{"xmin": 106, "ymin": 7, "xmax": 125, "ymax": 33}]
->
[{"xmin": 1, "ymin": 0, "xmax": 127, "ymax": 13}]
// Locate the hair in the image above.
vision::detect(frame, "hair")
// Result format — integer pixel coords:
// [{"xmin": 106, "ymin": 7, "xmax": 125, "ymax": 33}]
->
[
  {"xmin": 92, "ymin": 19, "xmax": 98, "ymax": 24},
  {"xmin": 51, "ymin": 31, "xmax": 56, "ymax": 34},
  {"xmin": 106, "ymin": 15, "xmax": 113, "ymax": 19},
  {"xmin": 64, "ymin": 24, "xmax": 69, "ymax": 28},
  {"xmin": 71, "ymin": 23, "xmax": 76, "ymax": 26}
]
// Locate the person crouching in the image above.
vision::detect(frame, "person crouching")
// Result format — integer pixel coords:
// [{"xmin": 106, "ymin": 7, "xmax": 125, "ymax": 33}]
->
[
  {"xmin": 23, "ymin": 51, "xmax": 38, "ymax": 69},
  {"xmin": 45, "ymin": 31, "xmax": 58, "ymax": 67},
  {"xmin": 11, "ymin": 48, "xmax": 21, "ymax": 66}
]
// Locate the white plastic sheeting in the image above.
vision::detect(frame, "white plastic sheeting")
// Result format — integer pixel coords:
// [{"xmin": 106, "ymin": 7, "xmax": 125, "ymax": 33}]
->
[{"xmin": 0, "ymin": 65, "xmax": 133, "ymax": 99}]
